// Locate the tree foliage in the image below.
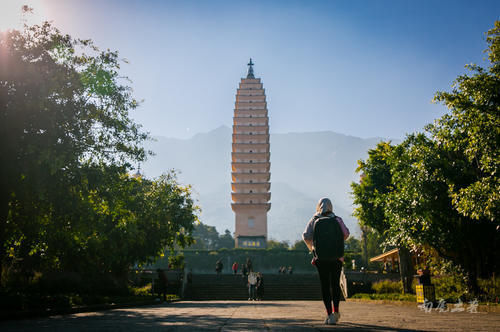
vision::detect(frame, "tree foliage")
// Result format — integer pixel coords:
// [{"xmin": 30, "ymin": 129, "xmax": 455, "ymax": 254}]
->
[
  {"xmin": 267, "ymin": 239, "xmax": 290, "ymax": 250},
  {"xmin": 189, "ymin": 223, "xmax": 235, "ymax": 250},
  {"xmin": 429, "ymin": 21, "xmax": 500, "ymax": 222},
  {"xmin": 0, "ymin": 21, "xmax": 197, "ymax": 290},
  {"xmin": 291, "ymin": 239, "xmax": 308, "ymax": 251},
  {"xmin": 351, "ymin": 22, "xmax": 500, "ymax": 294},
  {"xmin": 218, "ymin": 229, "xmax": 236, "ymax": 249},
  {"xmin": 352, "ymin": 142, "xmax": 394, "ymax": 234},
  {"xmin": 351, "ymin": 142, "xmax": 414, "ymax": 292}
]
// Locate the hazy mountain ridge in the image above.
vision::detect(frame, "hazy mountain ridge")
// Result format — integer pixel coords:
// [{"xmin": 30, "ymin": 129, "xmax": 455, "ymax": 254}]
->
[{"xmin": 142, "ymin": 126, "xmax": 393, "ymax": 241}]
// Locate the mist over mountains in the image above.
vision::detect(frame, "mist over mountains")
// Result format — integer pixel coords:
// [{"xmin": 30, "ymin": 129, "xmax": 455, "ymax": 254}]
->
[{"xmin": 142, "ymin": 126, "xmax": 391, "ymax": 242}]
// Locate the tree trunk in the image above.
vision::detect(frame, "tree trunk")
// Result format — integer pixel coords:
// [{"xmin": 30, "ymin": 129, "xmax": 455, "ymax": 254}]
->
[
  {"xmin": 398, "ymin": 246, "xmax": 414, "ymax": 294},
  {"xmin": 361, "ymin": 226, "xmax": 368, "ymax": 267},
  {"xmin": 466, "ymin": 267, "xmax": 480, "ymax": 296}
]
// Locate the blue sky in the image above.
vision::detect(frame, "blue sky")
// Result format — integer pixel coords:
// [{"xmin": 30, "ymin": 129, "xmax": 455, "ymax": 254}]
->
[{"xmin": 2, "ymin": 0, "xmax": 499, "ymax": 139}]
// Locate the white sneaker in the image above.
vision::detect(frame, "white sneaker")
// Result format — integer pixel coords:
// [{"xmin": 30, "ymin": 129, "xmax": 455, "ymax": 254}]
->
[
  {"xmin": 333, "ymin": 312, "xmax": 341, "ymax": 323},
  {"xmin": 327, "ymin": 313, "xmax": 337, "ymax": 325}
]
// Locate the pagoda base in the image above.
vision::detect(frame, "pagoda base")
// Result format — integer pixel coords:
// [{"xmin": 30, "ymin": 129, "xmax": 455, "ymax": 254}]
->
[{"xmin": 233, "ymin": 207, "xmax": 268, "ymax": 248}]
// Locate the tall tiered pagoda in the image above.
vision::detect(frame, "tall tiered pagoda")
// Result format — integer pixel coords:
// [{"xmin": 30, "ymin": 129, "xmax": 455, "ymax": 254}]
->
[{"xmin": 231, "ymin": 59, "xmax": 271, "ymax": 248}]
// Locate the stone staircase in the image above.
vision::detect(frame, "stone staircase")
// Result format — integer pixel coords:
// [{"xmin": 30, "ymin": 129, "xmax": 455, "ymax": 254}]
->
[{"xmin": 187, "ymin": 274, "xmax": 322, "ymax": 300}]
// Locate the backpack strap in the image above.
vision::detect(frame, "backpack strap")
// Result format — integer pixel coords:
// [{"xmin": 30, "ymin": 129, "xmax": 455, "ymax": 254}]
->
[{"xmin": 313, "ymin": 213, "xmax": 337, "ymax": 225}]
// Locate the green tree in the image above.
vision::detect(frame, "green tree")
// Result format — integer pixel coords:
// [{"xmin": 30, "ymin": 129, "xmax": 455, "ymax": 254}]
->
[
  {"xmin": 188, "ymin": 223, "xmax": 235, "ymax": 249},
  {"xmin": 0, "ymin": 20, "xmax": 144, "ymax": 280},
  {"xmin": 344, "ymin": 236, "xmax": 362, "ymax": 253},
  {"xmin": 352, "ymin": 142, "xmax": 394, "ymax": 235},
  {"xmin": 406, "ymin": 22, "xmax": 499, "ymax": 292},
  {"xmin": 352, "ymin": 22, "xmax": 500, "ymax": 294},
  {"xmin": 0, "ymin": 19, "xmax": 198, "ymax": 290},
  {"xmin": 218, "ymin": 229, "xmax": 235, "ymax": 249},
  {"xmin": 361, "ymin": 230, "xmax": 385, "ymax": 270},
  {"xmin": 189, "ymin": 223, "xmax": 221, "ymax": 249},
  {"xmin": 69, "ymin": 169, "xmax": 196, "ymax": 284},
  {"xmin": 291, "ymin": 239, "xmax": 308, "ymax": 251},
  {"xmin": 267, "ymin": 239, "xmax": 290, "ymax": 250},
  {"xmin": 351, "ymin": 142, "xmax": 414, "ymax": 293},
  {"xmin": 384, "ymin": 133, "xmax": 498, "ymax": 294},
  {"xmin": 430, "ymin": 22, "xmax": 499, "ymax": 222}
]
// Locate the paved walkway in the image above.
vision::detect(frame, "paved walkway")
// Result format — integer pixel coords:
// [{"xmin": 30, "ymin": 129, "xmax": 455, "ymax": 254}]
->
[{"xmin": 2, "ymin": 300, "xmax": 499, "ymax": 331}]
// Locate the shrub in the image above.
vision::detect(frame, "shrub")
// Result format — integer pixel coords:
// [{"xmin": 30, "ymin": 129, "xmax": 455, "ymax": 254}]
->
[
  {"xmin": 37, "ymin": 271, "xmax": 83, "ymax": 294},
  {"xmin": 130, "ymin": 283, "xmax": 152, "ymax": 297},
  {"xmin": 432, "ymin": 274, "xmax": 467, "ymax": 301},
  {"xmin": 478, "ymin": 278, "xmax": 500, "ymax": 303},
  {"xmin": 372, "ymin": 280, "xmax": 402, "ymax": 294},
  {"xmin": 348, "ymin": 281, "xmax": 373, "ymax": 295}
]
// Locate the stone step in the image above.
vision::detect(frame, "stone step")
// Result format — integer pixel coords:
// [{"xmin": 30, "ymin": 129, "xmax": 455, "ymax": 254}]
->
[
  {"xmin": 187, "ymin": 273, "xmax": 323, "ymax": 300},
  {"xmin": 192, "ymin": 274, "xmax": 320, "ymax": 282}
]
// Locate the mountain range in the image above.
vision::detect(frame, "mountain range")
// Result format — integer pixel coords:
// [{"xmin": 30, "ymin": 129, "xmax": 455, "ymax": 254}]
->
[{"xmin": 142, "ymin": 126, "xmax": 392, "ymax": 242}]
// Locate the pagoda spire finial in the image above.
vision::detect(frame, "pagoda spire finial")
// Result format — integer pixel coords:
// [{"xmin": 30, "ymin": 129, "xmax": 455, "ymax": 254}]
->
[
  {"xmin": 247, "ymin": 58, "xmax": 255, "ymax": 79},
  {"xmin": 133, "ymin": 163, "xmax": 142, "ymax": 178}
]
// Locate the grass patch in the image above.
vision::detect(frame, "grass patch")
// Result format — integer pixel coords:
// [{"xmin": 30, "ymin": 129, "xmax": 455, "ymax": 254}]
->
[{"xmin": 351, "ymin": 293, "xmax": 416, "ymax": 302}]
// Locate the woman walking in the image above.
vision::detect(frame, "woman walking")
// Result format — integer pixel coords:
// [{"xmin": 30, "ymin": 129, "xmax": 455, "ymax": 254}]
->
[{"xmin": 302, "ymin": 197, "xmax": 350, "ymax": 325}]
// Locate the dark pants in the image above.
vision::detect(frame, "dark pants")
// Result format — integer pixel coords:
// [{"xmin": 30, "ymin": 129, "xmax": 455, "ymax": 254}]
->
[
  {"xmin": 248, "ymin": 284, "xmax": 256, "ymax": 299},
  {"xmin": 158, "ymin": 285, "xmax": 167, "ymax": 302},
  {"xmin": 257, "ymin": 285, "xmax": 264, "ymax": 299},
  {"xmin": 316, "ymin": 259, "xmax": 342, "ymax": 314}
]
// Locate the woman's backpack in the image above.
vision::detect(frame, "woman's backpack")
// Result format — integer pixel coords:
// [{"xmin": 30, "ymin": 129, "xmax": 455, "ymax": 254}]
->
[{"xmin": 312, "ymin": 214, "xmax": 344, "ymax": 262}]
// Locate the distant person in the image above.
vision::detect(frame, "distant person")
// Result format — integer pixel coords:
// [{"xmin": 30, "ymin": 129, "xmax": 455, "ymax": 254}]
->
[
  {"xmin": 246, "ymin": 257, "xmax": 253, "ymax": 273},
  {"xmin": 184, "ymin": 269, "xmax": 193, "ymax": 300},
  {"xmin": 215, "ymin": 259, "xmax": 223, "ymax": 275},
  {"xmin": 288, "ymin": 266, "xmax": 293, "ymax": 274},
  {"xmin": 417, "ymin": 267, "xmax": 431, "ymax": 286},
  {"xmin": 247, "ymin": 271, "xmax": 258, "ymax": 300},
  {"xmin": 242, "ymin": 264, "xmax": 248, "ymax": 277},
  {"xmin": 157, "ymin": 268, "xmax": 168, "ymax": 302},
  {"xmin": 302, "ymin": 197, "xmax": 350, "ymax": 325},
  {"xmin": 232, "ymin": 261, "xmax": 239, "ymax": 275},
  {"xmin": 256, "ymin": 272, "xmax": 264, "ymax": 300}
]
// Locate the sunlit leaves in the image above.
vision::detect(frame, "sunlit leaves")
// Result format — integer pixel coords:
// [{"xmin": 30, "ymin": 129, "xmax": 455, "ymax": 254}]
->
[
  {"xmin": 351, "ymin": 22, "xmax": 500, "ymax": 292},
  {"xmin": 75, "ymin": 168, "xmax": 198, "ymax": 273},
  {"xmin": 0, "ymin": 21, "xmax": 198, "ymax": 285},
  {"xmin": 430, "ymin": 23, "xmax": 500, "ymax": 222}
]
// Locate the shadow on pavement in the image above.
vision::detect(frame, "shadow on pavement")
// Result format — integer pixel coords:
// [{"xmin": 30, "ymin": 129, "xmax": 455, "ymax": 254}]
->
[
  {"xmin": 318, "ymin": 322, "xmax": 424, "ymax": 331},
  {"xmin": 165, "ymin": 301, "xmax": 290, "ymax": 308},
  {"xmin": 2, "ymin": 304, "xmax": 426, "ymax": 332}
]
